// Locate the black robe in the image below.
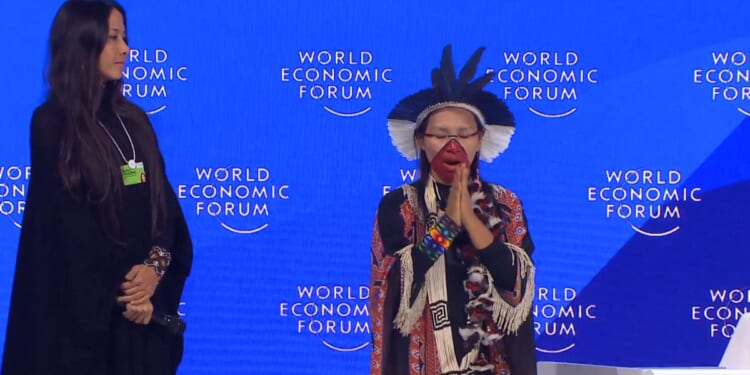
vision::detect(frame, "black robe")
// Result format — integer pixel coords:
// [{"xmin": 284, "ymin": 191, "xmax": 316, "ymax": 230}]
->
[{"xmin": 1, "ymin": 101, "xmax": 193, "ymax": 375}]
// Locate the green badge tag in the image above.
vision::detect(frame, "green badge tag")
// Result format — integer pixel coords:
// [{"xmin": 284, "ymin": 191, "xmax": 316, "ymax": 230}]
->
[{"xmin": 121, "ymin": 161, "xmax": 146, "ymax": 186}]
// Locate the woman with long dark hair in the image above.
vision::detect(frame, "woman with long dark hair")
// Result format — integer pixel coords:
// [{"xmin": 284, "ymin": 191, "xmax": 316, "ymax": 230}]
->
[{"xmin": 1, "ymin": 1, "xmax": 192, "ymax": 374}]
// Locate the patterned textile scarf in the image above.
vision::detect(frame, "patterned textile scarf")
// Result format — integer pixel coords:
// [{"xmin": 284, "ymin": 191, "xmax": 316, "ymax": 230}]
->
[{"xmin": 424, "ymin": 174, "xmax": 508, "ymax": 372}]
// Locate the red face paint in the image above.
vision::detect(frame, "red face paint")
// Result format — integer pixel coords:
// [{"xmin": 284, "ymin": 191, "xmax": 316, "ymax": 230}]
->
[{"xmin": 429, "ymin": 139, "xmax": 469, "ymax": 183}]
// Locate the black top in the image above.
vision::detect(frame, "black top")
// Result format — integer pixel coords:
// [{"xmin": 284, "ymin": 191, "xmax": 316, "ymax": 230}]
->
[
  {"xmin": 98, "ymin": 103, "xmax": 154, "ymax": 269},
  {"xmin": 1, "ymin": 100, "xmax": 193, "ymax": 375}
]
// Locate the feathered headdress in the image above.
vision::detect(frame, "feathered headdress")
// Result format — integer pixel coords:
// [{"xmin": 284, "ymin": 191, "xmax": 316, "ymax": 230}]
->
[{"xmin": 387, "ymin": 45, "xmax": 515, "ymax": 162}]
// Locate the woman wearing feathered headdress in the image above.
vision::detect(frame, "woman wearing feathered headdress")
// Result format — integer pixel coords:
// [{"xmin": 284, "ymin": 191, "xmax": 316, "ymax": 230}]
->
[{"xmin": 370, "ymin": 45, "xmax": 537, "ymax": 375}]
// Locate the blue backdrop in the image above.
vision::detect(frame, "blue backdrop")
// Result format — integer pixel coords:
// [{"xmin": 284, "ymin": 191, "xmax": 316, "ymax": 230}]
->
[{"xmin": 1, "ymin": 1, "xmax": 749, "ymax": 373}]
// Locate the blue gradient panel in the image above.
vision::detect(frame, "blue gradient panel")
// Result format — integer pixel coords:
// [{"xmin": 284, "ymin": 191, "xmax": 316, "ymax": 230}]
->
[{"xmin": 1, "ymin": 1, "xmax": 749, "ymax": 373}]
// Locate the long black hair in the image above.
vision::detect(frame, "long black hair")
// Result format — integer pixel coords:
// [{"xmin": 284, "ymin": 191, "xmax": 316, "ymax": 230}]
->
[{"xmin": 47, "ymin": 0, "xmax": 167, "ymax": 244}]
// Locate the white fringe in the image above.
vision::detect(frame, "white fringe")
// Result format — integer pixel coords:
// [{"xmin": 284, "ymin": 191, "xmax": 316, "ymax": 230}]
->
[
  {"xmin": 392, "ymin": 225, "xmax": 481, "ymax": 373},
  {"xmin": 425, "ymin": 177, "xmax": 438, "ymax": 217},
  {"xmin": 395, "ymin": 178, "xmax": 534, "ymax": 373},
  {"xmin": 392, "ymin": 184, "xmax": 426, "ymax": 336},
  {"xmin": 427, "ymin": 257, "xmax": 458, "ymax": 370},
  {"xmin": 488, "ymin": 243, "xmax": 536, "ymax": 335},
  {"xmin": 393, "ymin": 245, "xmax": 427, "ymax": 336}
]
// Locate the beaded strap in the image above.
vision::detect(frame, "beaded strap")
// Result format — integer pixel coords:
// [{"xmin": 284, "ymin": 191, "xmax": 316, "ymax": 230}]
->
[
  {"xmin": 143, "ymin": 246, "xmax": 172, "ymax": 278},
  {"xmin": 417, "ymin": 215, "xmax": 461, "ymax": 261}
]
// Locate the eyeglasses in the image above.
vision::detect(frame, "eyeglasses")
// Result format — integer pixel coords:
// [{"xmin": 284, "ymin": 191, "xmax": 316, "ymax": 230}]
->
[{"xmin": 423, "ymin": 130, "xmax": 480, "ymax": 141}]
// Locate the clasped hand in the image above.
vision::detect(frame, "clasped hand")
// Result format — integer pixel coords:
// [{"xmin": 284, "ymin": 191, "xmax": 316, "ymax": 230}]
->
[
  {"xmin": 443, "ymin": 164, "xmax": 494, "ymax": 250},
  {"xmin": 444, "ymin": 164, "xmax": 477, "ymax": 227},
  {"xmin": 117, "ymin": 264, "xmax": 160, "ymax": 324}
]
